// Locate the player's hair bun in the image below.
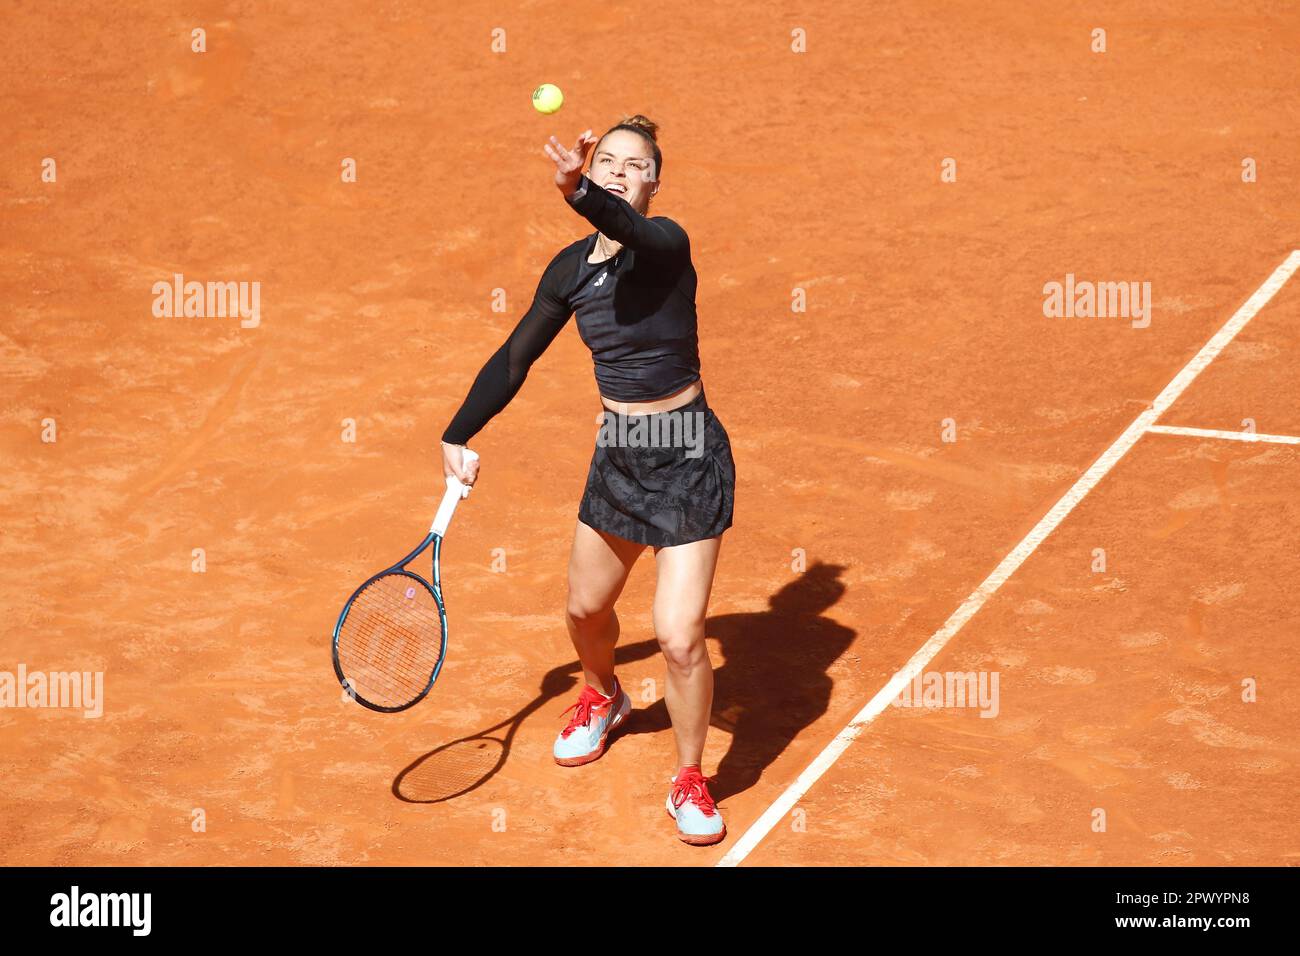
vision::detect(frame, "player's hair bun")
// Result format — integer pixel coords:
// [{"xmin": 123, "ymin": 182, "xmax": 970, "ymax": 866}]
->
[{"xmin": 619, "ymin": 114, "xmax": 659, "ymax": 141}]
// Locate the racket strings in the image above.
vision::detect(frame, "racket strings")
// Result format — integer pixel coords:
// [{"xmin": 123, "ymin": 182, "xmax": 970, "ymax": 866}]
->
[
  {"xmin": 341, "ymin": 603, "xmax": 439, "ymax": 679},
  {"xmin": 340, "ymin": 622, "xmax": 438, "ymax": 702},
  {"xmin": 337, "ymin": 573, "xmax": 444, "ymax": 707}
]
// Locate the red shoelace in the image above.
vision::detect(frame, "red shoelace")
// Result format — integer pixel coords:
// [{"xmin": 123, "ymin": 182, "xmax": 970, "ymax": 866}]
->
[
  {"xmin": 559, "ymin": 684, "xmax": 614, "ymax": 739},
  {"xmin": 670, "ymin": 766, "xmax": 718, "ymax": 817}
]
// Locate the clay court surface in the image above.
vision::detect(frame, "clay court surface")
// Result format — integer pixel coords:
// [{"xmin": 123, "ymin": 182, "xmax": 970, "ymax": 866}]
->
[{"xmin": 2, "ymin": 2, "xmax": 1297, "ymax": 866}]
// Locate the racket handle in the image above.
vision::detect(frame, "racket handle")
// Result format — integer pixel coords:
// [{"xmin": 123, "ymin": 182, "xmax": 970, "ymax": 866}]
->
[{"xmin": 432, "ymin": 448, "xmax": 479, "ymax": 536}]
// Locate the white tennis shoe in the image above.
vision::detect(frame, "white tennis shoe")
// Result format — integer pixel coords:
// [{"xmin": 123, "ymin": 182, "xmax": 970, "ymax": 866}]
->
[
  {"xmin": 666, "ymin": 765, "xmax": 726, "ymax": 846},
  {"xmin": 553, "ymin": 680, "xmax": 631, "ymax": 767}
]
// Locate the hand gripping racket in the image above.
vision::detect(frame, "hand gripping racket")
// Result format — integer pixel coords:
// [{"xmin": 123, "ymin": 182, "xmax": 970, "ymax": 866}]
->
[{"xmin": 332, "ymin": 450, "xmax": 478, "ymax": 712}]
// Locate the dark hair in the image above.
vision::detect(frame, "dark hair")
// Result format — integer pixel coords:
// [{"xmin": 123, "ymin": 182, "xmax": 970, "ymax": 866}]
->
[{"xmin": 596, "ymin": 114, "xmax": 663, "ymax": 179}]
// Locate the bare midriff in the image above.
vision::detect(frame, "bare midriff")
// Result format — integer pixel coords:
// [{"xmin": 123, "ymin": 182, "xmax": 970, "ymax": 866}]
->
[{"xmin": 599, "ymin": 378, "xmax": 702, "ymax": 416}]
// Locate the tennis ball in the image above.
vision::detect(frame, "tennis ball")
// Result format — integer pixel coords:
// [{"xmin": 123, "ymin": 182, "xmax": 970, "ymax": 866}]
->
[{"xmin": 532, "ymin": 83, "xmax": 563, "ymax": 115}]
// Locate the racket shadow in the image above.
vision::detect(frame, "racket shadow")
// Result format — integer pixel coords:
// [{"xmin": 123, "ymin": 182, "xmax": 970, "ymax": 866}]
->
[
  {"xmin": 391, "ymin": 662, "xmax": 630, "ymax": 804},
  {"xmin": 391, "ymin": 687, "xmax": 561, "ymax": 804},
  {"xmin": 392, "ymin": 734, "xmax": 510, "ymax": 803}
]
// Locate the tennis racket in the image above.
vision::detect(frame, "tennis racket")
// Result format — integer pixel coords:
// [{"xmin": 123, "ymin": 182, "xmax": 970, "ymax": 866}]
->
[{"xmin": 332, "ymin": 449, "xmax": 478, "ymax": 712}]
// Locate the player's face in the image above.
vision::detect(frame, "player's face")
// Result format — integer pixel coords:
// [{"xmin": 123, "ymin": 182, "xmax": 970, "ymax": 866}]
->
[{"xmin": 589, "ymin": 130, "xmax": 659, "ymax": 213}]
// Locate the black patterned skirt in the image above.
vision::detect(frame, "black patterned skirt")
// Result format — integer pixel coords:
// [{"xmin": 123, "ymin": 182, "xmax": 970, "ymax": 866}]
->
[{"xmin": 578, "ymin": 390, "xmax": 735, "ymax": 548}]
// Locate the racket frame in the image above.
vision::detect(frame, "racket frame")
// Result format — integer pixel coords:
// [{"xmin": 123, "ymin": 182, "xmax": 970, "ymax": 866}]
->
[
  {"xmin": 331, "ymin": 533, "xmax": 448, "ymax": 713},
  {"xmin": 332, "ymin": 452, "xmax": 477, "ymax": 713}
]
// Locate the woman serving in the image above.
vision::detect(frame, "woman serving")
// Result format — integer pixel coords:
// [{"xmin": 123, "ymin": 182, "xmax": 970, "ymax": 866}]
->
[{"xmin": 440, "ymin": 115, "xmax": 735, "ymax": 847}]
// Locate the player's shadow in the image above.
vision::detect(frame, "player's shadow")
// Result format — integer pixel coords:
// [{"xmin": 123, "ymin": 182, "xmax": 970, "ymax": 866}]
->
[
  {"xmin": 615, "ymin": 560, "xmax": 854, "ymax": 801},
  {"xmin": 393, "ymin": 560, "xmax": 853, "ymax": 805},
  {"xmin": 710, "ymin": 562, "xmax": 854, "ymax": 797}
]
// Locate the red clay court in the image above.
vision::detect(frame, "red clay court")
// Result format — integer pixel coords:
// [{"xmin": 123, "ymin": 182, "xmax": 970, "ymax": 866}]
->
[{"xmin": 1, "ymin": 2, "xmax": 1297, "ymax": 867}]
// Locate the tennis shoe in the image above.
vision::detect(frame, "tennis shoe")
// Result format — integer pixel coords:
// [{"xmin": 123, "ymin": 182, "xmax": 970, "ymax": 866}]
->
[
  {"xmin": 666, "ymin": 765, "xmax": 726, "ymax": 846},
  {"xmin": 553, "ymin": 680, "xmax": 631, "ymax": 767}
]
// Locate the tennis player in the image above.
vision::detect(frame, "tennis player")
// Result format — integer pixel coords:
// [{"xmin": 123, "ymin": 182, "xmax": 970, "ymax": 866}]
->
[{"xmin": 439, "ymin": 115, "xmax": 735, "ymax": 846}]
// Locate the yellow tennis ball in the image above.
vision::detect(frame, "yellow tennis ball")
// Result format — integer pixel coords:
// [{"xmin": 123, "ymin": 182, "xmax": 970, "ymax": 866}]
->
[{"xmin": 532, "ymin": 83, "xmax": 563, "ymax": 115}]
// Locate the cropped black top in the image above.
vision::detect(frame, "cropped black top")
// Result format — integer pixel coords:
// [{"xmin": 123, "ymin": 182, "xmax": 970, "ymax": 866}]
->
[{"xmin": 441, "ymin": 173, "xmax": 701, "ymax": 446}]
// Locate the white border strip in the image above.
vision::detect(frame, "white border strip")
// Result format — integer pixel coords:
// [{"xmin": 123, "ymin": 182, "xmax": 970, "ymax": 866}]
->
[
  {"xmin": 717, "ymin": 250, "xmax": 1300, "ymax": 867},
  {"xmin": 1147, "ymin": 424, "xmax": 1300, "ymax": 445}
]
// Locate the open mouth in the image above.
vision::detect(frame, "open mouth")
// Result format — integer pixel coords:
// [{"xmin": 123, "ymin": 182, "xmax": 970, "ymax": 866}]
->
[{"xmin": 604, "ymin": 182, "xmax": 627, "ymax": 195}]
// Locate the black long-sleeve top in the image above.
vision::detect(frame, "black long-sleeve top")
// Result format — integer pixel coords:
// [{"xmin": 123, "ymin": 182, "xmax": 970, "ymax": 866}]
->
[{"xmin": 441, "ymin": 173, "xmax": 701, "ymax": 445}]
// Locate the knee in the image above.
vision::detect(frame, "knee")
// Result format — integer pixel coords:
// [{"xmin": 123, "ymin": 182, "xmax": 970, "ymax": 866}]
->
[
  {"xmin": 656, "ymin": 623, "xmax": 707, "ymax": 672},
  {"xmin": 566, "ymin": 590, "xmax": 614, "ymax": 630}
]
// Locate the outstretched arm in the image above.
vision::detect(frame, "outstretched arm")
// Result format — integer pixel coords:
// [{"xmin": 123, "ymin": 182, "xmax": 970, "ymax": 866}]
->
[
  {"xmin": 563, "ymin": 173, "xmax": 688, "ymax": 262},
  {"xmin": 441, "ymin": 256, "xmax": 573, "ymax": 449}
]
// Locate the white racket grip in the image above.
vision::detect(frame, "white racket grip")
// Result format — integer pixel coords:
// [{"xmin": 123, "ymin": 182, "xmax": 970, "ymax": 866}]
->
[{"xmin": 431, "ymin": 448, "xmax": 478, "ymax": 537}]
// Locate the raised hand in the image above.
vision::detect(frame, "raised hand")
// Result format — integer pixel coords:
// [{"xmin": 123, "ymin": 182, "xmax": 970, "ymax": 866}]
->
[{"xmin": 544, "ymin": 129, "xmax": 597, "ymax": 195}]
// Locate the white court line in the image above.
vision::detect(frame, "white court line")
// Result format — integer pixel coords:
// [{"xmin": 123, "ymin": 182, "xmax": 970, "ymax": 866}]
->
[
  {"xmin": 1147, "ymin": 424, "xmax": 1300, "ymax": 445},
  {"xmin": 717, "ymin": 249, "xmax": 1300, "ymax": 867}
]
